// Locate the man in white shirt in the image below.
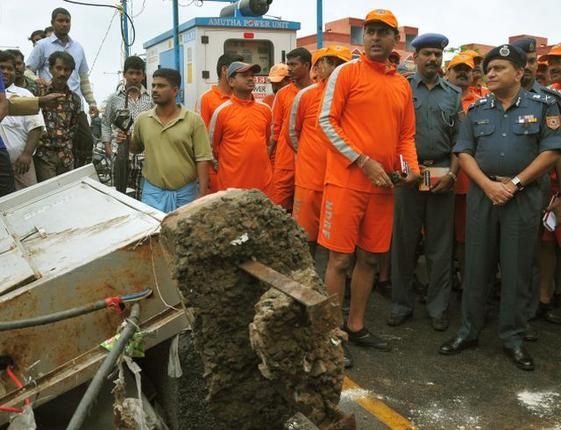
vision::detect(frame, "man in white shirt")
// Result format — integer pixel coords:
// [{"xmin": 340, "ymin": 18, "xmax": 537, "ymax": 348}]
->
[
  {"xmin": 0, "ymin": 52, "xmax": 45, "ymax": 189},
  {"xmin": 27, "ymin": 7, "xmax": 96, "ymax": 167}
]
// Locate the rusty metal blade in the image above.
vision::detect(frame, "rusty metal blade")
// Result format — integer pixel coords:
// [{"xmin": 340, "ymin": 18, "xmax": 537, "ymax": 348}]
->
[{"xmin": 238, "ymin": 260, "xmax": 340, "ymax": 330}]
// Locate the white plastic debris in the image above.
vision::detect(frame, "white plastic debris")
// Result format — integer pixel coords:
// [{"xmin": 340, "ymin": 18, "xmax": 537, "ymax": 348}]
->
[
  {"xmin": 230, "ymin": 233, "xmax": 249, "ymax": 246},
  {"xmin": 167, "ymin": 334, "xmax": 183, "ymax": 378},
  {"xmin": 8, "ymin": 405, "xmax": 36, "ymax": 430}
]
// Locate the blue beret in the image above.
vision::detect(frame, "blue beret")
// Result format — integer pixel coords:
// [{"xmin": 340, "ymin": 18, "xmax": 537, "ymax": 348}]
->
[
  {"xmin": 482, "ymin": 44, "xmax": 527, "ymax": 73},
  {"xmin": 511, "ymin": 38, "xmax": 537, "ymax": 54},
  {"xmin": 411, "ymin": 33, "xmax": 449, "ymax": 51}
]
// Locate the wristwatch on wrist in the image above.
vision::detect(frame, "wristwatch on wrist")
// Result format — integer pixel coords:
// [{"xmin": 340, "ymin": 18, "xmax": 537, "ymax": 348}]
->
[{"xmin": 511, "ymin": 176, "xmax": 524, "ymax": 191}]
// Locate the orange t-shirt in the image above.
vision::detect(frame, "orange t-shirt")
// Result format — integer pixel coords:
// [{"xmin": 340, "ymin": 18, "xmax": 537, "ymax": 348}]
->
[
  {"xmin": 272, "ymin": 83, "xmax": 301, "ymax": 172},
  {"xmin": 208, "ymin": 95, "xmax": 273, "ymax": 192},
  {"xmin": 551, "ymin": 83, "xmax": 561, "ymax": 91},
  {"xmin": 318, "ymin": 54, "xmax": 419, "ymax": 193},
  {"xmin": 455, "ymin": 89, "xmax": 481, "ymax": 194},
  {"xmin": 469, "ymin": 85, "xmax": 490, "ymax": 97},
  {"xmin": 263, "ymin": 94, "xmax": 275, "ymax": 108},
  {"xmin": 196, "ymin": 85, "xmax": 230, "ymax": 127},
  {"xmin": 289, "ymin": 81, "xmax": 327, "ymax": 191}
]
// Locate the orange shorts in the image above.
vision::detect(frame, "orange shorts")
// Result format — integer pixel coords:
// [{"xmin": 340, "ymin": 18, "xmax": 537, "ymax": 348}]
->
[
  {"xmin": 318, "ymin": 184, "xmax": 394, "ymax": 254},
  {"xmin": 271, "ymin": 168, "xmax": 294, "ymax": 211},
  {"xmin": 454, "ymin": 194, "xmax": 467, "ymax": 244},
  {"xmin": 293, "ymin": 186, "xmax": 323, "ymax": 242}
]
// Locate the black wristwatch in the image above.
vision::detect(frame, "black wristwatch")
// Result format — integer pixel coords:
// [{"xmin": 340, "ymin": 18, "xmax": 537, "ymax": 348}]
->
[{"xmin": 511, "ymin": 176, "xmax": 524, "ymax": 191}]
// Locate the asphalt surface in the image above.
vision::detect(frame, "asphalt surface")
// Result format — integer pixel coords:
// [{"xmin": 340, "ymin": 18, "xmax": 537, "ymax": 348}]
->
[{"xmin": 322, "ymin": 250, "xmax": 561, "ymax": 430}]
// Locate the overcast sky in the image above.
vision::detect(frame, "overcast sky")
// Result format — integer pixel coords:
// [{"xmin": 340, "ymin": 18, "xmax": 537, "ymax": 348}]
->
[{"xmin": 1, "ymin": 0, "xmax": 560, "ymax": 105}]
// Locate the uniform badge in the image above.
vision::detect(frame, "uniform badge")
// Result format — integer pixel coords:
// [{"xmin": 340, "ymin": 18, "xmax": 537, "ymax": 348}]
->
[
  {"xmin": 517, "ymin": 115, "xmax": 538, "ymax": 124},
  {"xmin": 546, "ymin": 115, "xmax": 561, "ymax": 130},
  {"xmin": 499, "ymin": 45, "xmax": 510, "ymax": 57}
]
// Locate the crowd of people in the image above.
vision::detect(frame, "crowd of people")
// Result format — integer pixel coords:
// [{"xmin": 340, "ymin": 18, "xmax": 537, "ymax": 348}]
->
[{"xmin": 1, "ymin": 7, "xmax": 561, "ymax": 373}]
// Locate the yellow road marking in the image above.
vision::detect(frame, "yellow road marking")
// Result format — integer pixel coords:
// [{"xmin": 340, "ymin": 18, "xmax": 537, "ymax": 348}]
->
[{"xmin": 342, "ymin": 376, "xmax": 419, "ymax": 430}]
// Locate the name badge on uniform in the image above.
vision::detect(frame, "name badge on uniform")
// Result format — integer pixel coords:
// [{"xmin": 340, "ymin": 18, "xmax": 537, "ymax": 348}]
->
[
  {"xmin": 547, "ymin": 115, "xmax": 561, "ymax": 130},
  {"xmin": 516, "ymin": 115, "xmax": 538, "ymax": 124}
]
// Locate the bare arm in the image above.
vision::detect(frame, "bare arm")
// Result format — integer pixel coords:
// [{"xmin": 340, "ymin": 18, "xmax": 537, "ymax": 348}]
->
[
  {"xmin": 196, "ymin": 161, "xmax": 209, "ymax": 197},
  {"xmin": 14, "ymin": 127, "xmax": 42, "ymax": 175}
]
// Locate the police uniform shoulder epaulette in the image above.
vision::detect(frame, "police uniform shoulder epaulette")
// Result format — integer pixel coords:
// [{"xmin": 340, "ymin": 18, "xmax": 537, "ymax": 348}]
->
[
  {"xmin": 541, "ymin": 87, "xmax": 561, "ymax": 104},
  {"xmin": 529, "ymin": 92, "xmax": 556, "ymax": 105},
  {"xmin": 441, "ymin": 79, "xmax": 461, "ymax": 94},
  {"xmin": 468, "ymin": 96, "xmax": 489, "ymax": 111}
]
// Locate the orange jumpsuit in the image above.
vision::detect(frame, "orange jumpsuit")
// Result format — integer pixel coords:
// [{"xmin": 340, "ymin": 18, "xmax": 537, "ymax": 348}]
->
[
  {"xmin": 454, "ymin": 90, "xmax": 481, "ymax": 244},
  {"xmin": 289, "ymin": 81, "xmax": 328, "ymax": 241},
  {"xmin": 469, "ymin": 85, "xmax": 490, "ymax": 97},
  {"xmin": 270, "ymin": 82, "xmax": 301, "ymax": 210},
  {"xmin": 263, "ymin": 94, "xmax": 275, "ymax": 108},
  {"xmin": 196, "ymin": 85, "xmax": 230, "ymax": 193},
  {"xmin": 208, "ymin": 96, "xmax": 273, "ymax": 197},
  {"xmin": 318, "ymin": 54, "xmax": 419, "ymax": 254}
]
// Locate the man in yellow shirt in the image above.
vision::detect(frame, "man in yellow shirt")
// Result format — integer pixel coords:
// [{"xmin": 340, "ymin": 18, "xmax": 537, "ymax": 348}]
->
[{"xmin": 119, "ymin": 68, "xmax": 212, "ymax": 213}]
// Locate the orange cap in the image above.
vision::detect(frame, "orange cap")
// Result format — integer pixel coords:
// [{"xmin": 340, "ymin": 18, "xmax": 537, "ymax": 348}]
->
[
  {"xmin": 542, "ymin": 43, "xmax": 561, "ymax": 61},
  {"xmin": 313, "ymin": 45, "xmax": 353, "ymax": 66},
  {"xmin": 447, "ymin": 54, "xmax": 475, "ymax": 70},
  {"xmin": 364, "ymin": 9, "xmax": 398, "ymax": 29},
  {"xmin": 268, "ymin": 63, "xmax": 289, "ymax": 83},
  {"xmin": 462, "ymin": 49, "xmax": 484, "ymax": 60},
  {"xmin": 312, "ymin": 48, "xmax": 328, "ymax": 67}
]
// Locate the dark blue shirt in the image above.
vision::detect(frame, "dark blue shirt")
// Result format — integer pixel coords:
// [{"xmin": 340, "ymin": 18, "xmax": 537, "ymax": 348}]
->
[
  {"xmin": 409, "ymin": 73, "xmax": 462, "ymax": 165},
  {"xmin": 454, "ymin": 89, "xmax": 561, "ymax": 177}
]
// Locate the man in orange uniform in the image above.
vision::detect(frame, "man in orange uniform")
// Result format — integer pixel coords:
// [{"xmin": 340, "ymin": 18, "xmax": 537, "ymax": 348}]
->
[
  {"xmin": 543, "ymin": 44, "xmax": 561, "ymax": 91},
  {"xmin": 270, "ymin": 48, "xmax": 313, "ymax": 210},
  {"xmin": 318, "ymin": 9, "xmax": 420, "ymax": 360},
  {"xmin": 446, "ymin": 53, "xmax": 480, "ymax": 287},
  {"xmin": 463, "ymin": 50, "xmax": 490, "ymax": 97},
  {"xmin": 263, "ymin": 63, "xmax": 289, "ymax": 108},
  {"xmin": 290, "ymin": 46, "xmax": 352, "ymax": 251},
  {"xmin": 196, "ymin": 53, "xmax": 243, "ymax": 193},
  {"xmin": 208, "ymin": 62, "xmax": 273, "ymax": 196}
]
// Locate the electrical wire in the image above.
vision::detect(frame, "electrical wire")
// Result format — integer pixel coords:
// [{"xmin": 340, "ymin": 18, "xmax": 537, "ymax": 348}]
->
[
  {"xmin": 61, "ymin": 0, "xmax": 136, "ymax": 47},
  {"xmin": 6, "ymin": 367, "xmax": 30, "ymax": 406},
  {"xmin": 132, "ymin": 0, "xmax": 147, "ymax": 17},
  {"xmin": 0, "ymin": 289, "xmax": 152, "ymax": 332},
  {"xmin": 89, "ymin": 9, "xmax": 118, "ymax": 74},
  {"xmin": 66, "ymin": 304, "xmax": 141, "ymax": 430}
]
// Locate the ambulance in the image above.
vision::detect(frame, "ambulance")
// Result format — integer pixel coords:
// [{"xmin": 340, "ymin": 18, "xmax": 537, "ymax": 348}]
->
[{"xmin": 143, "ymin": 0, "xmax": 300, "ymax": 109}]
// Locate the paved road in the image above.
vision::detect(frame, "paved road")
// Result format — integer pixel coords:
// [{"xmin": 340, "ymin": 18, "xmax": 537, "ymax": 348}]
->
[{"xmin": 334, "ymin": 258, "xmax": 561, "ymax": 430}]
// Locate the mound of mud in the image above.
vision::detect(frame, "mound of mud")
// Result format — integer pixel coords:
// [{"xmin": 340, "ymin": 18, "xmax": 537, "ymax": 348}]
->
[{"xmin": 160, "ymin": 190, "xmax": 347, "ymax": 430}]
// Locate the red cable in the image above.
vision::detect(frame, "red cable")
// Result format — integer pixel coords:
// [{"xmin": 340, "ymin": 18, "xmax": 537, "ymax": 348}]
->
[
  {"xmin": 104, "ymin": 296, "xmax": 124, "ymax": 315},
  {"xmin": 6, "ymin": 367, "xmax": 30, "ymax": 406},
  {"xmin": 0, "ymin": 405, "xmax": 23, "ymax": 413}
]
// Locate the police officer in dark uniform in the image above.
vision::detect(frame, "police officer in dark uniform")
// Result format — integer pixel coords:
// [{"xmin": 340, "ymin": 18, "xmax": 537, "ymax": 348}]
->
[
  {"xmin": 511, "ymin": 38, "xmax": 561, "ymax": 338},
  {"xmin": 439, "ymin": 44, "xmax": 561, "ymax": 371},
  {"xmin": 389, "ymin": 33, "xmax": 462, "ymax": 331}
]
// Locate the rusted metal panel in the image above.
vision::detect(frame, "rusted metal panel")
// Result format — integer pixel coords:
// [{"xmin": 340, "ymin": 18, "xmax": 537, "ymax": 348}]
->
[
  {"xmin": 0, "ymin": 165, "xmax": 187, "ymax": 424},
  {"xmin": 239, "ymin": 260, "xmax": 340, "ymax": 330},
  {"xmin": 0, "ymin": 307, "xmax": 187, "ymax": 416}
]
